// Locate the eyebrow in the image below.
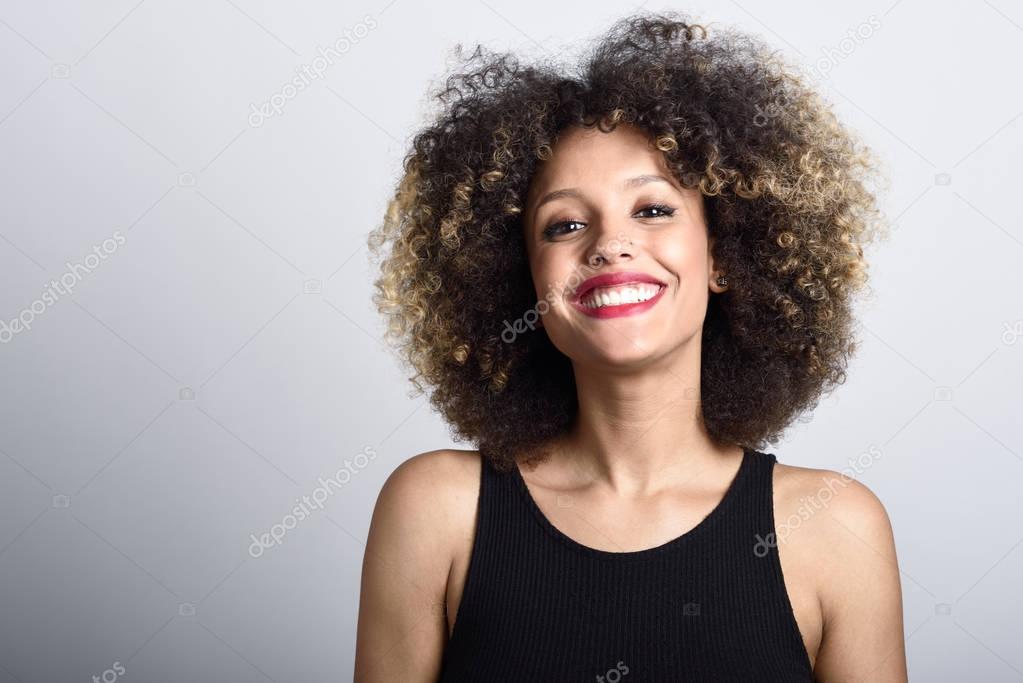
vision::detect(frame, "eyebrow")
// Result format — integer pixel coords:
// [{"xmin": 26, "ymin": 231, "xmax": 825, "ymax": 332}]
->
[{"xmin": 532, "ymin": 174, "xmax": 677, "ymax": 214}]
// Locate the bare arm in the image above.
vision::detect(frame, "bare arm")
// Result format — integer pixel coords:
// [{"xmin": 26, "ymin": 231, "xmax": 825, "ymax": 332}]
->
[
  {"xmin": 812, "ymin": 474, "xmax": 908, "ymax": 682},
  {"xmin": 354, "ymin": 451, "xmax": 456, "ymax": 682}
]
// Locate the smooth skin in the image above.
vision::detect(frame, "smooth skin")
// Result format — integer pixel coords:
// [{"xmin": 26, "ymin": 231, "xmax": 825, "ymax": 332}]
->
[{"xmin": 355, "ymin": 123, "xmax": 907, "ymax": 682}]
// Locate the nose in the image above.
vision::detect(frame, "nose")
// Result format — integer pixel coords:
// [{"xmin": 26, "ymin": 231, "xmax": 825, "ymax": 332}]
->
[{"xmin": 587, "ymin": 231, "xmax": 634, "ymax": 267}]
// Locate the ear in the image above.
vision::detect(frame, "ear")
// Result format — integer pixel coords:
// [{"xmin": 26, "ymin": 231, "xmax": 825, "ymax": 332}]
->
[{"xmin": 707, "ymin": 235, "xmax": 727, "ymax": 293}]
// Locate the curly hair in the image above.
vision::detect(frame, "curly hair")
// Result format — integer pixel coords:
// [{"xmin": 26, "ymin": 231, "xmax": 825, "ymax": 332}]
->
[{"xmin": 368, "ymin": 11, "xmax": 888, "ymax": 473}]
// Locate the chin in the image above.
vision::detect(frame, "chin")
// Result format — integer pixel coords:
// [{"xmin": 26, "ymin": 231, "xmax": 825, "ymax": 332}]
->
[{"xmin": 578, "ymin": 341, "xmax": 666, "ymax": 369}]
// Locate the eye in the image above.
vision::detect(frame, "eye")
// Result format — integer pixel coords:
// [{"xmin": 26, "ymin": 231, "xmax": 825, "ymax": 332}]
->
[
  {"xmin": 541, "ymin": 220, "xmax": 586, "ymax": 239},
  {"xmin": 637, "ymin": 203, "xmax": 677, "ymax": 219},
  {"xmin": 540, "ymin": 203, "xmax": 677, "ymax": 240}
]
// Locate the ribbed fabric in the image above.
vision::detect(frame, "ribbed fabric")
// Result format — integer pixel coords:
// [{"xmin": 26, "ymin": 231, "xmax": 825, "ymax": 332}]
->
[{"xmin": 438, "ymin": 447, "xmax": 816, "ymax": 682}]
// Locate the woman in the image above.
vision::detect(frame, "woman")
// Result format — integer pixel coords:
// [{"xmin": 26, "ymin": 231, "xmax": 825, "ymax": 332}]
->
[{"xmin": 356, "ymin": 11, "xmax": 906, "ymax": 682}]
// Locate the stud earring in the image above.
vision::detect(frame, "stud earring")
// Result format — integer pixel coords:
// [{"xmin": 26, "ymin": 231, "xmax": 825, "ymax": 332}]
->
[{"xmin": 716, "ymin": 275, "xmax": 728, "ymax": 288}]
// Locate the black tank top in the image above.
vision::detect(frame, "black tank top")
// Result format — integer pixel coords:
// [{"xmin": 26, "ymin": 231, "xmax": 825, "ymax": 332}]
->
[{"xmin": 439, "ymin": 447, "xmax": 816, "ymax": 681}]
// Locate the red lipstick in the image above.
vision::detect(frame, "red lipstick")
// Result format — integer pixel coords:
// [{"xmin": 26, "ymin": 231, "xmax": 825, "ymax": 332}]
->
[{"xmin": 570, "ymin": 271, "xmax": 667, "ymax": 319}]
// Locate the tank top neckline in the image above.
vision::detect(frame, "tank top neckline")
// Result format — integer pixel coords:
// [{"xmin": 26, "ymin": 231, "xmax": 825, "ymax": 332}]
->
[{"xmin": 508, "ymin": 447, "xmax": 759, "ymax": 562}]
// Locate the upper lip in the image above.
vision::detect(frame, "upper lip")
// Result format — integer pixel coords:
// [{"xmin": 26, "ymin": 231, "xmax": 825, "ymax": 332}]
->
[{"xmin": 573, "ymin": 271, "xmax": 666, "ymax": 302}]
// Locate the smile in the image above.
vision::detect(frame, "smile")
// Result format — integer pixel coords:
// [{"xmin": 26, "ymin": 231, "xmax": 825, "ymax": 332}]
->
[
  {"xmin": 570, "ymin": 271, "xmax": 668, "ymax": 319},
  {"xmin": 581, "ymin": 283, "xmax": 661, "ymax": 308}
]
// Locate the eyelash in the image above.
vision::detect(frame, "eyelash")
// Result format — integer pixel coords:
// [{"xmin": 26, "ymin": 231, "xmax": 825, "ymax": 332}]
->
[{"xmin": 542, "ymin": 203, "xmax": 677, "ymax": 239}]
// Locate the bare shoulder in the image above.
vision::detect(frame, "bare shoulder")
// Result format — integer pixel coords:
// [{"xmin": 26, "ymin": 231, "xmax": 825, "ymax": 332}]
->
[
  {"xmin": 355, "ymin": 449, "xmax": 482, "ymax": 682},
  {"xmin": 381, "ymin": 447, "xmax": 481, "ymax": 499},
  {"xmin": 772, "ymin": 461, "xmax": 896, "ymax": 556},
  {"xmin": 772, "ymin": 460, "xmax": 906, "ymax": 681},
  {"xmin": 372, "ymin": 448, "xmax": 482, "ymax": 565}
]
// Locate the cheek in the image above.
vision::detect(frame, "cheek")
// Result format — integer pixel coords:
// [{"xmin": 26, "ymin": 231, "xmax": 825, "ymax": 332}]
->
[
  {"xmin": 656, "ymin": 230, "xmax": 708, "ymax": 278},
  {"xmin": 529, "ymin": 251, "xmax": 574, "ymax": 300},
  {"xmin": 527, "ymin": 261, "xmax": 583, "ymax": 333}
]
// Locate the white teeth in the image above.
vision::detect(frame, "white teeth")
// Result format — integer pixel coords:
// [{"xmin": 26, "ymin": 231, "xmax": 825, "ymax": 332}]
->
[{"xmin": 582, "ymin": 283, "xmax": 661, "ymax": 308}]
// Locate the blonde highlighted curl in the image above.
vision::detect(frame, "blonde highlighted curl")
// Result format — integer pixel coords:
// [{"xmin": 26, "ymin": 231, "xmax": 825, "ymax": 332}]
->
[{"xmin": 367, "ymin": 11, "xmax": 889, "ymax": 473}]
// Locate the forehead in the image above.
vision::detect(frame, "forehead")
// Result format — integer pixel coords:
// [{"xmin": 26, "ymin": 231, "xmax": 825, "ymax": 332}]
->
[{"xmin": 526, "ymin": 123, "xmax": 680, "ymax": 203}]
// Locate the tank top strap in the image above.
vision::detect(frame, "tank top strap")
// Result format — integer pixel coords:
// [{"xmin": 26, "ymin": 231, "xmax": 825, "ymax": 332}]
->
[
  {"xmin": 476, "ymin": 454, "xmax": 527, "ymax": 537},
  {"xmin": 443, "ymin": 453, "xmax": 532, "ymax": 656},
  {"xmin": 739, "ymin": 448, "xmax": 782, "ymax": 554},
  {"xmin": 473, "ymin": 454, "xmax": 547, "ymax": 558},
  {"xmin": 734, "ymin": 448, "xmax": 815, "ymax": 675}
]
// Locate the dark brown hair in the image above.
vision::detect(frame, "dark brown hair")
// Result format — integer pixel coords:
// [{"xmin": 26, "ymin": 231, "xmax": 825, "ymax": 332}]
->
[{"xmin": 368, "ymin": 11, "xmax": 888, "ymax": 473}]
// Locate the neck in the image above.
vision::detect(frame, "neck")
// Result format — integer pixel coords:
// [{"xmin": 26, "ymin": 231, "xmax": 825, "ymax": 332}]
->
[{"xmin": 555, "ymin": 339, "xmax": 739, "ymax": 496}]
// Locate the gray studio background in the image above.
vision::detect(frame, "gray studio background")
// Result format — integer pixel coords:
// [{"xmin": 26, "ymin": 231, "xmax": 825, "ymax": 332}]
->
[{"xmin": 1, "ymin": 0, "xmax": 1021, "ymax": 681}]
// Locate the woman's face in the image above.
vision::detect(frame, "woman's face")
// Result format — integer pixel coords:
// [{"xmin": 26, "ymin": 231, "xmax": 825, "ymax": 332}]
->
[{"xmin": 522, "ymin": 123, "xmax": 723, "ymax": 369}]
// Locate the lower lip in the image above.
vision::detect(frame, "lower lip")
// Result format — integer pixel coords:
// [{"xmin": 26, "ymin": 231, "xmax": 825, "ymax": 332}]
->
[{"xmin": 571, "ymin": 285, "xmax": 667, "ymax": 319}]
